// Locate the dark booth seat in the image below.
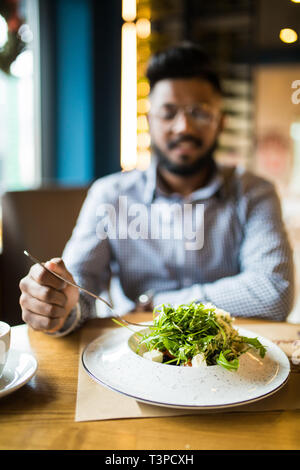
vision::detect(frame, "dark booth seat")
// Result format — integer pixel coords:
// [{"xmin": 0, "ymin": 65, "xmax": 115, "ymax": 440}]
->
[{"xmin": 0, "ymin": 186, "xmax": 88, "ymax": 325}]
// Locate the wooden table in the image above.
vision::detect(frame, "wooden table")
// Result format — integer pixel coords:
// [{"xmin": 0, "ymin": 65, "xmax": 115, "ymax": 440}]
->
[{"xmin": 0, "ymin": 313, "xmax": 299, "ymax": 451}]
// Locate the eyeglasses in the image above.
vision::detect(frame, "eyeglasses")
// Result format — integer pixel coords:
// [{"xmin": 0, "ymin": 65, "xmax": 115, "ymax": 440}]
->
[{"xmin": 149, "ymin": 103, "xmax": 221, "ymax": 128}]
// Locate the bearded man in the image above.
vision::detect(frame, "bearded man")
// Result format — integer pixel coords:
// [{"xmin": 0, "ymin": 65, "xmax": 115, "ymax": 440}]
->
[{"xmin": 19, "ymin": 43, "xmax": 294, "ymax": 335}]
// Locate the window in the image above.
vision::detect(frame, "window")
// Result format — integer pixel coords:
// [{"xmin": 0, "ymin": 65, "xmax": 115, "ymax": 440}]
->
[{"xmin": 0, "ymin": 0, "xmax": 41, "ymax": 192}]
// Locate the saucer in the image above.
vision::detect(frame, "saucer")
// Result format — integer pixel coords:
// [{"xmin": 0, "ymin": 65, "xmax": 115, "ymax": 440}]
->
[{"xmin": 0, "ymin": 349, "xmax": 38, "ymax": 398}]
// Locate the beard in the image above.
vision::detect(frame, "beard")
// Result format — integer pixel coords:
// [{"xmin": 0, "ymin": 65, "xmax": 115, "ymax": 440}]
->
[{"xmin": 152, "ymin": 135, "xmax": 218, "ymax": 176}]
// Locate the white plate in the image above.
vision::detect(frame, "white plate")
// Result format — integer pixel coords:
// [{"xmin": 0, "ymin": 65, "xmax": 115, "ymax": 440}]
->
[
  {"xmin": 0, "ymin": 350, "xmax": 38, "ymax": 398},
  {"xmin": 82, "ymin": 324, "xmax": 290, "ymax": 410}
]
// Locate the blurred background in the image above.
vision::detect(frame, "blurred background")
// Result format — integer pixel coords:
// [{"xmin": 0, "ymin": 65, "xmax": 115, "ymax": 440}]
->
[{"xmin": 0, "ymin": 0, "xmax": 300, "ymax": 324}]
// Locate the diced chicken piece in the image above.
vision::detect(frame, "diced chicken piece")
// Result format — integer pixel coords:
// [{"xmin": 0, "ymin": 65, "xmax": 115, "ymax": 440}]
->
[
  {"xmin": 143, "ymin": 349, "xmax": 163, "ymax": 363},
  {"xmin": 191, "ymin": 353, "xmax": 207, "ymax": 367}
]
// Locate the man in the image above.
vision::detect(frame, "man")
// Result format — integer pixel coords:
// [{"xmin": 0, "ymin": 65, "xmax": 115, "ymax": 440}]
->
[{"xmin": 19, "ymin": 43, "xmax": 294, "ymax": 336}]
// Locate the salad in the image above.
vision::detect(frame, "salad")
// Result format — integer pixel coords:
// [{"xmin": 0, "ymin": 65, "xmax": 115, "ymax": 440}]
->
[{"xmin": 131, "ymin": 302, "xmax": 267, "ymax": 371}]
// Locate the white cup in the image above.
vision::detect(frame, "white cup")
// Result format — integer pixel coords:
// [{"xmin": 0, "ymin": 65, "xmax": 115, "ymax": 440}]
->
[{"xmin": 0, "ymin": 321, "xmax": 11, "ymax": 378}]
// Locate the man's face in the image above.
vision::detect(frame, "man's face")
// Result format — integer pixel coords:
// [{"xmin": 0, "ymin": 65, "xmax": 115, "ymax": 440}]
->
[{"xmin": 148, "ymin": 78, "xmax": 223, "ymax": 175}]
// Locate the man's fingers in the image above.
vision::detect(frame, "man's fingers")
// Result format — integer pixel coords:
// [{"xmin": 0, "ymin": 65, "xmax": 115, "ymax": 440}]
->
[
  {"xmin": 21, "ymin": 308, "xmax": 64, "ymax": 332},
  {"xmin": 45, "ymin": 258, "xmax": 75, "ymax": 282},
  {"xmin": 20, "ymin": 293, "xmax": 66, "ymax": 319},
  {"xmin": 29, "ymin": 263, "xmax": 66, "ymax": 290},
  {"xmin": 19, "ymin": 278, "xmax": 67, "ymax": 308},
  {"xmin": 20, "ymin": 258, "xmax": 79, "ymax": 334}
]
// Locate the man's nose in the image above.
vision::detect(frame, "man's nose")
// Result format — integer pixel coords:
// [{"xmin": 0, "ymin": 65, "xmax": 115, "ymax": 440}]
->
[{"xmin": 171, "ymin": 111, "xmax": 196, "ymax": 134}]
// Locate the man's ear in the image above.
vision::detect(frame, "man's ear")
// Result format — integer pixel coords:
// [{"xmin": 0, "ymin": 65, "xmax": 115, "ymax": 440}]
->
[
  {"xmin": 218, "ymin": 112, "xmax": 226, "ymax": 133},
  {"xmin": 220, "ymin": 113, "xmax": 226, "ymax": 131}
]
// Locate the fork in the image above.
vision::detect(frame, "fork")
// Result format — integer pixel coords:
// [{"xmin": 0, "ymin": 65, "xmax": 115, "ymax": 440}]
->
[{"xmin": 24, "ymin": 250, "xmax": 150, "ymax": 328}]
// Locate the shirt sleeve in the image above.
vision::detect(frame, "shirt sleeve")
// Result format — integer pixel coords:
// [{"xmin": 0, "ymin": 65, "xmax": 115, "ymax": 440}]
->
[
  {"xmin": 153, "ymin": 179, "xmax": 295, "ymax": 321},
  {"xmin": 45, "ymin": 303, "xmax": 82, "ymax": 337}
]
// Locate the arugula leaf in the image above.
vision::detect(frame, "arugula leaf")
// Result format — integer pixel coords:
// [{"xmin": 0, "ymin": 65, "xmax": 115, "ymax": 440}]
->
[
  {"xmin": 216, "ymin": 350, "xmax": 240, "ymax": 371},
  {"xmin": 239, "ymin": 336, "xmax": 267, "ymax": 358}
]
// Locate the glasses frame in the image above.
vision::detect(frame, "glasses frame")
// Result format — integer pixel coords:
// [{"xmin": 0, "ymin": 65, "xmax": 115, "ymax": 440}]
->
[{"xmin": 149, "ymin": 103, "xmax": 222, "ymax": 129}]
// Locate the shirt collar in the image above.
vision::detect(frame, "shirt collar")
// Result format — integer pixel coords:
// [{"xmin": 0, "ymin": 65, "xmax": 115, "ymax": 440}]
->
[
  {"xmin": 142, "ymin": 155, "xmax": 227, "ymax": 204},
  {"xmin": 141, "ymin": 155, "xmax": 158, "ymax": 204}
]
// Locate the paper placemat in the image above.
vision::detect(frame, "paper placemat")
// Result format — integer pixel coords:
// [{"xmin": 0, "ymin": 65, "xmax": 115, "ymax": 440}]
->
[{"xmin": 75, "ymin": 321, "xmax": 300, "ymax": 422}]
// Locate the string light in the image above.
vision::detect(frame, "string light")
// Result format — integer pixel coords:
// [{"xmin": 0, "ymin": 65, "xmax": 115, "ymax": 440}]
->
[
  {"xmin": 279, "ymin": 28, "xmax": 298, "ymax": 43},
  {"xmin": 136, "ymin": 149, "xmax": 151, "ymax": 170},
  {"xmin": 137, "ymin": 132, "xmax": 151, "ymax": 149},
  {"xmin": 136, "ymin": 18, "xmax": 151, "ymax": 39},
  {"xmin": 121, "ymin": 1, "xmax": 152, "ymax": 170},
  {"xmin": 137, "ymin": 98, "xmax": 150, "ymax": 114},
  {"xmin": 122, "ymin": 0, "xmax": 136, "ymax": 22},
  {"xmin": 137, "ymin": 115, "xmax": 149, "ymax": 131},
  {"xmin": 137, "ymin": 81, "xmax": 150, "ymax": 96}
]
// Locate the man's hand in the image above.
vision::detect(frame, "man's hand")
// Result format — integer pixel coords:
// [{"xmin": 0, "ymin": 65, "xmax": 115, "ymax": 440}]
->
[{"xmin": 19, "ymin": 258, "xmax": 79, "ymax": 333}]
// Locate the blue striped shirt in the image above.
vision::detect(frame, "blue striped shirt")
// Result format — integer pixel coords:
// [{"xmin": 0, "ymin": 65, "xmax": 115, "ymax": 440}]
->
[{"xmin": 61, "ymin": 157, "xmax": 295, "ymax": 334}]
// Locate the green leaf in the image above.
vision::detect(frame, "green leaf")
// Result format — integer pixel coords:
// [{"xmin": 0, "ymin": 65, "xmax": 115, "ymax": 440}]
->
[
  {"xmin": 216, "ymin": 351, "xmax": 239, "ymax": 371},
  {"xmin": 240, "ymin": 336, "xmax": 267, "ymax": 358}
]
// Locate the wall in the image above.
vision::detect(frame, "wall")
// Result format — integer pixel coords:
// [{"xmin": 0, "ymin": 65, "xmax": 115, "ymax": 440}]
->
[{"xmin": 253, "ymin": 64, "xmax": 300, "ymax": 322}]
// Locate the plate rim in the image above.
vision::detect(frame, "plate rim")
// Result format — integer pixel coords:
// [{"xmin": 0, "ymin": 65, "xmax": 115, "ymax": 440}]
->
[
  {"xmin": 0, "ymin": 349, "xmax": 38, "ymax": 398},
  {"xmin": 81, "ymin": 325, "xmax": 291, "ymax": 410}
]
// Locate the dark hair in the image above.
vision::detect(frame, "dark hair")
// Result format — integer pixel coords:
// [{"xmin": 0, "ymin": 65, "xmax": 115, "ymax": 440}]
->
[{"xmin": 146, "ymin": 42, "xmax": 222, "ymax": 95}]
